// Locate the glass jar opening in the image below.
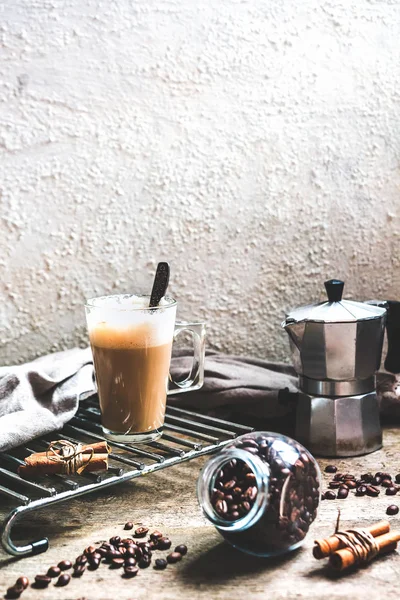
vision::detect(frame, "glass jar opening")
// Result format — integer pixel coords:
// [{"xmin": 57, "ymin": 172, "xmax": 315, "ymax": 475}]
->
[{"xmin": 197, "ymin": 448, "xmax": 270, "ymax": 532}]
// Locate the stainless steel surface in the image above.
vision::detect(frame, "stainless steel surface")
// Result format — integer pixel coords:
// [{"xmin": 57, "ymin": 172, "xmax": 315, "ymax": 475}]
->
[
  {"xmin": 299, "ymin": 375, "xmax": 375, "ymax": 397},
  {"xmin": 0, "ymin": 402, "xmax": 253, "ymax": 557},
  {"xmin": 295, "ymin": 391, "xmax": 382, "ymax": 457},
  {"xmin": 282, "ymin": 280, "xmax": 386, "ymax": 382},
  {"xmin": 283, "ymin": 298, "xmax": 386, "ymax": 324}
]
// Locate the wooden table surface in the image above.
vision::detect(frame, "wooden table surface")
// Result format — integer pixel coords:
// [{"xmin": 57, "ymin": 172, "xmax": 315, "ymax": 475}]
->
[{"xmin": 2, "ymin": 426, "xmax": 400, "ymax": 599}]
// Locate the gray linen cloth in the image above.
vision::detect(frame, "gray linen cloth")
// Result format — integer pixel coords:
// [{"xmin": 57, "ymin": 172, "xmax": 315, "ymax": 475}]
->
[{"xmin": 0, "ymin": 348, "xmax": 399, "ymax": 451}]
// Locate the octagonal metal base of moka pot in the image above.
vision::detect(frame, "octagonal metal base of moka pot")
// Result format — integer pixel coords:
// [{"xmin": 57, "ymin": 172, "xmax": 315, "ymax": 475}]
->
[{"xmin": 295, "ymin": 391, "xmax": 382, "ymax": 457}]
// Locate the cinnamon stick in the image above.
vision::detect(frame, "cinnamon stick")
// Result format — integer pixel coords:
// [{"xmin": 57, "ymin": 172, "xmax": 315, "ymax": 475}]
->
[
  {"xmin": 24, "ymin": 441, "xmax": 110, "ymax": 464},
  {"xmin": 329, "ymin": 531, "xmax": 400, "ymax": 571},
  {"xmin": 19, "ymin": 454, "xmax": 109, "ymax": 477},
  {"xmin": 313, "ymin": 520, "xmax": 390, "ymax": 559}
]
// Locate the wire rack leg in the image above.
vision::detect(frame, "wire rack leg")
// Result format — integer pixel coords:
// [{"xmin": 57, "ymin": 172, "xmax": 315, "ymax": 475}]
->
[{"xmin": 1, "ymin": 507, "xmax": 49, "ymax": 557}]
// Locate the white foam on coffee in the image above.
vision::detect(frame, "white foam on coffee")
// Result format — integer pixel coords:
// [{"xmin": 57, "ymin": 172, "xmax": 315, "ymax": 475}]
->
[{"xmin": 86, "ymin": 295, "xmax": 176, "ymax": 349}]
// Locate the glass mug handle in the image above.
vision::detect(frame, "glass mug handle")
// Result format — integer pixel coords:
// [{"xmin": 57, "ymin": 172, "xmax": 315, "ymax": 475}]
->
[{"xmin": 167, "ymin": 321, "xmax": 206, "ymax": 395}]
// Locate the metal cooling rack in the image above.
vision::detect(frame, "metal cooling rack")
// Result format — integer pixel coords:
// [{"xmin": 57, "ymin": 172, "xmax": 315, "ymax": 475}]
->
[{"xmin": 0, "ymin": 399, "xmax": 253, "ymax": 557}]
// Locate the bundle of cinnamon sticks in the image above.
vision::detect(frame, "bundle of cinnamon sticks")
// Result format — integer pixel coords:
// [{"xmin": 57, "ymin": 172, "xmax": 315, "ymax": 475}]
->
[
  {"xmin": 313, "ymin": 520, "xmax": 400, "ymax": 571},
  {"xmin": 19, "ymin": 441, "xmax": 111, "ymax": 477}
]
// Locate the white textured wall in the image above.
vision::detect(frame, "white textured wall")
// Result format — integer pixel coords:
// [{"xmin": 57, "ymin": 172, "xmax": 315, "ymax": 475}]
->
[{"xmin": 1, "ymin": 0, "xmax": 400, "ymax": 365}]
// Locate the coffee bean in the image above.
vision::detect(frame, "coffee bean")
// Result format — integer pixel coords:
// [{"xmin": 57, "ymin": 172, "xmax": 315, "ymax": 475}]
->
[
  {"xmin": 376, "ymin": 472, "xmax": 391, "ymax": 480},
  {"xmin": 337, "ymin": 488, "xmax": 348, "ymax": 499},
  {"xmin": 121, "ymin": 538, "xmax": 134, "ymax": 546},
  {"xmin": 58, "ymin": 560, "xmax": 72, "ymax": 571},
  {"xmin": 243, "ymin": 486, "xmax": 258, "ymax": 501},
  {"xmin": 372, "ymin": 476, "xmax": 382, "ymax": 485},
  {"xmin": 89, "ymin": 551, "xmax": 102, "ymax": 562},
  {"xmin": 75, "ymin": 554, "xmax": 87, "ymax": 565},
  {"xmin": 154, "ymin": 558, "xmax": 168, "ymax": 570},
  {"xmin": 381, "ymin": 479, "xmax": 393, "ymax": 488},
  {"xmin": 157, "ymin": 537, "xmax": 172, "ymax": 550},
  {"xmin": 228, "ymin": 511, "xmax": 240, "ymax": 520},
  {"xmin": 339, "ymin": 484, "xmax": 349, "ymax": 490},
  {"xmin": 88, "ymin": 557, "xmax": 100, "ymax": 570},
  {"xmin": 175, "ymin": 544, "xmax": 188, "ymax": 556},
  {"xmin": 150, "ymin": 530, "xmax": 163, "ymax": 541},
  {"xmin": 386, "ymin": 505, "xmax": 399, "ymax": 515},
  {"xmin": 47, "ymin": 566, "xmax": 61, "ymax": 578},
  {"xmin": 124, "ymin": 521, "xmax": 133, "ymax": 530},
  {"xmin": 386, "ymin": 487, "xmax": 398, "ymax": 496},
  {"xmin": 361, "ymin": 473, "xmax": 373, "ymax": 483},
  {"xmin": 111, "ymin": 557, "xmax": 125, "ymax": 568},
  {"xmin": 167, "ymin": 552, "xmax": 182, "ymax": 563},
  {"xmin": 56, "ymin": 574, "xmax": 70, "ymax": 587},
  {"xmin": 223, "ymin": 479, "xmax": 237, "ymax": 490},
  {"xmin": 333, "ymin": 473, "xmax": 344, "ymax": 481},
  {"xmin": 395, "ymin": 474, "xmax": 400, "ymax": 484},
  {"xmin": 6, "ymin": 586, "xmax": 24, "ymax": 599},
  {"xmin": 84, "ymin": 545, "xmax": 97, "ymax": 555},
  {"xmin": 125, "ymin": 546, "xmax": 137, "ymax": 557},
  {"xmin": 345, "ymin": 480, "xmax": 357, "ymax": 489},
  {"xmin": 72, "ymin": 565, "xmax": 85, "ymax": 577},
  {"xmin": 343, "ymin": 473, "xmax": 355, "ymax": 480},
  {"xmin": 366, "ymin": 485, "xmax": 380, "ymax": 497},
  {"xmin": 324, "ymin": 491, "xmax": 336, "ymax": 500},
  {"xmin": 138, "ymin": 557, "xmax": 151, "ymax": 568},
  {"xmin": 215, "ymin": 499, "xmax": 228, "ymax": 515},
  {"xmin": 110, "ymin": 536, "xmax": 121, "ymax": 546},
  {"xmin": 134, "ymin": 526, "xmax": 149, "ymax": 537},
  {"xmin": 356, "ymin": 485, "xmax": 367, "ymax": 496},
  {"xmin": 123, "ymin": 565, "xmax": 139, "ymax": 577},
  {"xmin": 34, "ymin": 575, "xmax": 51, "ymax": 588},
  {"xmin": 125, "ymin": 557, "xmax": 137, "ymax": 566},
  {"xmin": 328, "ymin": 481, "xmax": 341, "ymax": 489},
  {"xmin": 134, "ymin": 547, "xmax": 143, "ymax": 561},
  {"xmin": 324, "ymin": 465, "xmax": 337, "ymax": 473},
  {"xmin": 15, "ymin": 577, "xmax": 29, "ymax": 590}
]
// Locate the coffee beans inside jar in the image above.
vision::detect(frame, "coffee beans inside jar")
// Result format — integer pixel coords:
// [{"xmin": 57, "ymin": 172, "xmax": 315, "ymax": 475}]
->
[{"xmin": 197, "ymin": 432, "xmax": 321, "ymax": 557}]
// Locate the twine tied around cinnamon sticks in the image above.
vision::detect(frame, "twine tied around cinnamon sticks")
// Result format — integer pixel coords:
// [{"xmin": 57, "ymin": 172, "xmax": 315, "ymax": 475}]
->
[
  {"xmin": 18, "ymin": 440, "xmax": 111, "ymax": 477},
  {"xmin": 313, "ymin": 512, "xmax": 400, "ymax": 572},
  {"xmin": 46, "ymin": 440, "xmax": 94, "ymax": 475}
]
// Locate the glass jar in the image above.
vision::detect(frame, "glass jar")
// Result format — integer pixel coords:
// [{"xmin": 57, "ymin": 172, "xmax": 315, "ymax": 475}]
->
[{"xmin": 197, "ymin": 432, "xmax": 321, "ymax": 557}]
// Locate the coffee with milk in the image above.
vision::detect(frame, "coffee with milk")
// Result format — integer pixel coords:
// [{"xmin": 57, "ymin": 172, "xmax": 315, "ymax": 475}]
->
[{"xmin": 86, "ymin": 295, "xmax": 176, "ymax": 442}]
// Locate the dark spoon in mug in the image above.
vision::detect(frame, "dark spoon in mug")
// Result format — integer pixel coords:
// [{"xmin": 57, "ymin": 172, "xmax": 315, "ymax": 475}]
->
[{"xmin": 149, "ymin": 262, "xmax": 170, "ymax": 308}]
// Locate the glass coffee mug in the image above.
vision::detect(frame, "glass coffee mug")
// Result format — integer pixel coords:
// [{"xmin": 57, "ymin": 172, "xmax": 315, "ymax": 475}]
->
[{"xmin": 85, "ymin": 294, "xmax": 205, "ymax": 443}]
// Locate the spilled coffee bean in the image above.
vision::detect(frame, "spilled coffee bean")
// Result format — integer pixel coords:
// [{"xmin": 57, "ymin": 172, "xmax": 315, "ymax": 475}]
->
[
  {"xmin": 123, "ymin": 565, "xmax": 139, "ymax": 577},
  {"xmin": 34, "ymin": 575, "xmax": 51, "ymax": 588},
  {"xmin": 324, "ymin": 491, "xmax": 336, "ymax": 500},
  {"xmin": 47, "ymin": 566, "xmax": 61, "ymax": 578},
  {"xmin": 387, "ymin": 505, "xmax": 399, "ymax": 515},
  {"xmin": 6, "ymin": 586, "xmax": 24, "ymax": 599},
  {"xmin": 134, "ymin": 526, "xmax": 149, "ymax": 537},
  {"xmin": 15, "ymin": 578, "xmax": 29, "ymax": 590},
  {"xmin": 324, "ymin": 465, "xmax": 337, "ymax": 473},
  {"xmin": 56, "ymin": 574, "xmax": 70, "ymax": 587},
  {"xmin": 154, "ymin": 558, "xmax": 168, "ymax": 570},
  {"xmin": 167, "ymin": 552, "xmax": 182, "ymax": 564}
]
